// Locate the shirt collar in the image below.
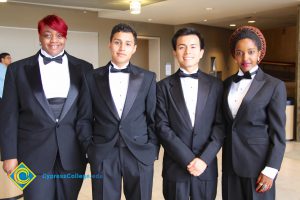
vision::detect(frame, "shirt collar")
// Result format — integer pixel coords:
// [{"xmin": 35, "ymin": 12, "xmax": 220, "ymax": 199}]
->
[
  {"xmin": 110, "ymin": 61, "xmax": 129, "ymax": 70},
  {"xmin": 179, "ymin": 67, "xmax": 198, "ymax": 74},
  {"xmin": 40, "ymin": 49, "xmax": 65, "ymax": 58},
  {"xmin": 237, "ymin": 65, "xmax": 259, "ymax": 76}
]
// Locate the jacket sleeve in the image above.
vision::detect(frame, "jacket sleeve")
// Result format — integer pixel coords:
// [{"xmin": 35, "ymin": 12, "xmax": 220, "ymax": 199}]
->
[
  {"xmin": 76, "ymin": 65, "xmax": 93, "ymax": 154},
  {"xmin": 0, "ymin": 66, "xmax": 18, "ymax": 160},
  {"xmin": 145, "ymin": 73, "xmax": 160, "ymax": 158},
  {"xmin": 265, "ymin": 81, "xmax": 286, "ymax": 170}
]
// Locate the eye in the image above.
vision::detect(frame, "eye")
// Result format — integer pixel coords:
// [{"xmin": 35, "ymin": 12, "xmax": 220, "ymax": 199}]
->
[
  {"xmin": 126, "ymin": 42, "xmax": 132, "ymax": 46},
  {"xmin": 56, "ymin": 34, "xmax": 63, "ymax": 40},
  {"xmin": 113, "ymin": 40, "xmax": 120, "ymax": 45},
  {"xmin": 43, "ymin": 34, "xmax": 52, "ymax": 39},
  {"xmin": 235, "ymin": 51, "xmax": 243, "ymax": 57},
  {"xmin": 248, "ymin": 50, "xmax": 256, "ymax": 55}
]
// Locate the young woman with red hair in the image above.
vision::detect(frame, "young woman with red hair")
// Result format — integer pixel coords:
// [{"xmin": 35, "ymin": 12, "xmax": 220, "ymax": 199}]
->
[{"xmin": 0, "ymin": 15, "xmax": 93, "ymax": 200}]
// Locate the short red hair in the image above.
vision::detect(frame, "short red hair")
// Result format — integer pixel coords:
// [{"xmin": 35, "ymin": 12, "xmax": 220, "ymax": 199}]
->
[{"xmin": 38, "ymin": 15, "xmax": 68, "ymax": 38}]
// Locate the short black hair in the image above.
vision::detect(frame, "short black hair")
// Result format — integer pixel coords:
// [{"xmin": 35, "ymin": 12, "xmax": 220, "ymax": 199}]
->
[
  {"xmin": 110, "ymin": 23, "xmax": 138, "ymax": 45},
  {"xmin": 172, "ymin": 27, "xmax": 205, "ymax": 50},
  {"xmin": 0, "ymin": 52, "xmax": 10, "ymax": 63},
  {"xmin": 230, "ymin": 29, "xmax": 262, "ymax": 55}
]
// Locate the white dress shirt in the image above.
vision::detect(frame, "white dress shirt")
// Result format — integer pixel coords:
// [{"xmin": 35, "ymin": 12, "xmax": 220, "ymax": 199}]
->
[
  {"xmin": 39, "ymin": 49, "xmax": 70, "ymax": 99},
  {"xmin": 109, "ymin": 61, "xmax": 130, "ymax": 118},
  {"xmin": 180, "ymin": 68, "xmax": 198, "ymax": 127},
  {"xmin": 228, "ymin": 65, "xmax": 278, "ymax": 179}
]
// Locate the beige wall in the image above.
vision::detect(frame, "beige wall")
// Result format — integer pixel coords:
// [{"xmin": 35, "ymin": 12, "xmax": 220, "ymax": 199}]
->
[
  {"xmin": 131, "ymin": 39, "xmax": 149, "ymax": 70},
  {"xmin": 0, "ymin": 3, "xmax": 174, "ymax": 80},
  {"xmin": 263, "ymin": 26, "xmax": 297, "ymax": 62},
  {"xmin": 0, "ymin": 3, "xmax": 236, "ymax": 80}
]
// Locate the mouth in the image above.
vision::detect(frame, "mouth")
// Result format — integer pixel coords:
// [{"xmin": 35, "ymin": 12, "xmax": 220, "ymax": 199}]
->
[{"xmin": 49, "ymin": 45, "xmax": 60, "ymax": 49}]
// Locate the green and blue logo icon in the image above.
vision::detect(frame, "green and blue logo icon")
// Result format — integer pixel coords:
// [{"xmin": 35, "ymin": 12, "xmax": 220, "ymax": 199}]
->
[{"xmin": 9, "ymin": 162, "xmax": 36, "ymax": 190}]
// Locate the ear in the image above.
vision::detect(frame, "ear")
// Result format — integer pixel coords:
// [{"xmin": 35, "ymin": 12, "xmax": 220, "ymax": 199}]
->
[
  {"xmin": 199, "ymin": 49, "xmax": 204, "ymax": 59},
  {"xmin": 132, "ymin": 44, "xmax": 137, "ymax": 54},
  {"xmin": 172, "ymin": 50, "xmax": 177, "ymax": 57},
  {"xmin": 257, "ymin": 50, "xmax": 262, "ymax": 63}
]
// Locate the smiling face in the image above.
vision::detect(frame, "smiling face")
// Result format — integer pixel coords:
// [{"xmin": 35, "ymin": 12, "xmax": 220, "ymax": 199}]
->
[
  {"xmin": 39, "ymin": 26, "xmax": 66, "ymax": 57},
  {"xmin": 109, "ymin": 31, "xmax": 137, "ymax": 68},
  {"xmin": 234, "ymin": 38, "xmax": 261, "ymax": 73},
  {"xmin": 173, "ymin": 34, "xmax": 204, "ymax": 73}
]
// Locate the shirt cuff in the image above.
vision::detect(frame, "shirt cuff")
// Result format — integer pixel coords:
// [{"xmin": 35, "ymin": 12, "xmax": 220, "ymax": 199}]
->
[{"xmin": 261, "ymin": 166, "xmax": 278, "ymax": 179}]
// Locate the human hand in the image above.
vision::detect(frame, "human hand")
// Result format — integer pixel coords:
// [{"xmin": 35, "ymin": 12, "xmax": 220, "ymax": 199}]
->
[
  {"xmin": 3, "ymin": 159, "xmax": 18, "ymax": 175},
  {"xmin": 187, "ymin": 158, "xmax": 207, "ymax": 176},
  {"xmin": 256, "ymin": 173, "xmax": 274, "ymax": 193}
]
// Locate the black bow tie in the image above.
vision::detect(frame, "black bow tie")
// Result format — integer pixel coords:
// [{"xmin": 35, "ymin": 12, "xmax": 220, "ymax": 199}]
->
[
  {"xmin": 233, "ymin": 70, "xmax": 258, "ymax": 83},
  {"xmin": 40, "ymin": 53, "xmax": 65, "ymax": 65},
  {"xmin": 178, "ymin": 70, "xmax": 199, "ymax": 79},
  {"xmin": 110, "ymin": 66, "xmax": 131, "ymax": 73}
]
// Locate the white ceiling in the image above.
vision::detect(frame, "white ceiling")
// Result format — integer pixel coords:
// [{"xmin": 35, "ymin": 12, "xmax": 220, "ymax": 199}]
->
[{"xmin": 7, "ymin": 0, "xmax": 300, "ymax": 29}]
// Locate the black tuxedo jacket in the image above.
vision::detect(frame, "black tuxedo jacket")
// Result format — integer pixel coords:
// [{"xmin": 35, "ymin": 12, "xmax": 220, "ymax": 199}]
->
[
  {"xmin": 0, "ymin": 51, "xmax": 93, "ymax": 174},
  {"xmin": 156, "ymin": 69, "xmax": 225, "ymax": 181},
  {"xmin": 222, "ymin": 68, "xmax": 286, "ymax": 177},
  {"xmin": 84, "ymin": 62, "xmax": 159, "ymax": 169}
]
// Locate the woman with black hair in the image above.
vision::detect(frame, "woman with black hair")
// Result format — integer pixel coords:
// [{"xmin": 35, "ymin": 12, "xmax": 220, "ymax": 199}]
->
[{"xmin": 222, "ymin": 26, "xmax": 286, "ymax": 200}]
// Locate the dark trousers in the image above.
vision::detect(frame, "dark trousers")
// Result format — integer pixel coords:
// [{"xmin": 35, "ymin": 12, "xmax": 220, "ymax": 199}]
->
[
  {"xmin": 23, "ymin": 156, "xmax": 85, "ymax": 200},
  {"xmin": 222, "ymin": 173, "xmax": 275, "ymax": 200},
  {"xmin": 163, "ymin": 177, "xmax": 217, "ymax": 200},
  {"xmin": 91, "ymin": 146, "xmax": 154, "ymax": 200}
]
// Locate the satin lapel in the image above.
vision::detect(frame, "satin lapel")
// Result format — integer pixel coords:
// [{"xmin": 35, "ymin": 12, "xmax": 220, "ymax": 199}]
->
[
  {"xmin": 224, "ymin": 77, "xmax": 234, "ymax": 121},
  {"xmin": 121, "ymin": 66, "xmax": 143, "ymax": 120},
  {"xmin": 94, "ymin": 65, "xmax": 120, "ymax": 120},
  {"xmin": 59, "ymin": 62, "xmax": 79, "ymax": 120},
  {"xmin": 25, "ymin": 61, "xmax": 56, "ymax": 122},
  {"xmin": 193, "ymin": 72, "xmax": 210, "ymax": 128},
  {"xmin": 235, "ymin": 70, "xmax": 265, "ymax": 120},
  {"xmin": 169, "ymin": 71, "xmax": 193, "ymax": 128}
]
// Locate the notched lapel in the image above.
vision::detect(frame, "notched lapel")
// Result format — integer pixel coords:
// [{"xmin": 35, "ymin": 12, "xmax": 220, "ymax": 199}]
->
[
  {"xmin": 121, "ymin": 67, "xmax": 144, "ymax": 120},
  {"xmin": 235, "ymin": 71, "xmax": 265, "ymax": 119},
  {"xmin": 25, "ymin": 63, "xmax": 56, "ymax": 122},
  {"xmin": 169, "ymin": 73, "xmax": 193, "ymax": 128},
  {"xmin": 94, "ymin": 66, "xmax": 120, "ymax": 120},
  {"xmin": 193, "ymin": 73, "xmax": 210, "ymax": 128},
  {"xmin": 59, "ymin": 62, "xmax": 80, "ymax": 120},
  {"xmin": 224, "ymin": 77, "xmax": 234, "ymax": 121}
]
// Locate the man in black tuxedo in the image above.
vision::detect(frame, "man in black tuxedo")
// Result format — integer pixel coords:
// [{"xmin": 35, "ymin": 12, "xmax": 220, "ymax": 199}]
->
[
  {"xmin": 0, "ymin": 15, "xmax": 92, "ymax": 200},
  {"xmin": 84, "ymin": 23, "xmax": 159, "ymax": 200},
  {"xmin": 156, "ymin": 27, "xmax": 225, "ymax": 200}
]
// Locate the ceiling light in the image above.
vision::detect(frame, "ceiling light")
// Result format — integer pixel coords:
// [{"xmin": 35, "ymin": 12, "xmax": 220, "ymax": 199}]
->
[
  {"xmin": 248, "ymin": 20, "xmax": 256, "ymax": 23},
  {"xmin": 0, "ymin": 0, "xmax": 7, "ymax": 2},
  {"xmin": 206, "ymin": 7, "xmax": 213, "ymax": 11},
  {"xmin": 130, "ymin": 0, "xmax": 141, "ymax": 15},
  {"xmin": 203, "ymin": 19, "xmax": 208, "ymax": 22},
  {"xmin": 230, "ymin": 24, "xmax": 236, "ymax": 27}
]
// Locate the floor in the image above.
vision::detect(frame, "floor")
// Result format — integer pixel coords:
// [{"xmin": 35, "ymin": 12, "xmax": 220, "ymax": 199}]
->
[
  {"xmin": 7, "ymin": 142, "xmax": 300, "ymax": 200},
  {"xmin": 77, "ymin": 141, "xmax": 300, "ymax": 200}
]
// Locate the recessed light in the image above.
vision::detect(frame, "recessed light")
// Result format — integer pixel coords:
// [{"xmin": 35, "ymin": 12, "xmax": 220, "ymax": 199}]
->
[
  {"xmin": 248, "ymin": 20, "xmax": 256, "ymax": 23},
  {"xmin": 148, "ymin": 19, "xmax": 152, "ymax": 22},
  {"xmin": 230, "ymin": 24, "xmax": 236, "ymax": 27},
  {"xmin": 203, "ymin": 19, "xmax": 208, "ymax": 22},
  {"xmin": 206, "ymin": 7, "xmax": 213, "ymax": 11}
]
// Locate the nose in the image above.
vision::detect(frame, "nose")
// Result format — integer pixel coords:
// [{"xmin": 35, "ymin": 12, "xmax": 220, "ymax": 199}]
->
[{"xmin": 185, "ymin": 47, "xmax": 191, "ymax": 54}]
